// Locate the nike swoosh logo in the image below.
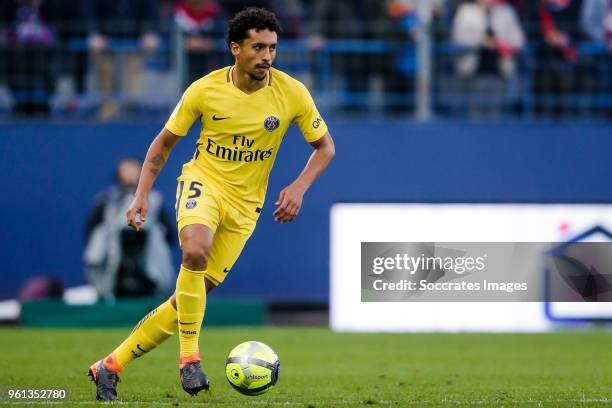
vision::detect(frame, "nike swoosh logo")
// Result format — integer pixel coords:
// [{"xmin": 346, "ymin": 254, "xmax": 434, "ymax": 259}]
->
[
  {"xmin": 212, "ymin": 114, "xmax": 231, "ymax": 121},
  {"xmin": 223, "ymin": 268, "xmax": 230, "ymax": 273},
  {"xmin": 179, "ymin": 321, "xmax": 198, "ymax": 325}
]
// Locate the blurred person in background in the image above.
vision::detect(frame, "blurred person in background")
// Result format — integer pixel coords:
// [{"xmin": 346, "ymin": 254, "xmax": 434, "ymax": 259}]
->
[
  {"xmin": 173, "ymin": 0, "xmax": 228, "ymax": 84},
  {"xmin": 0, "ymin": 0, "xmax": 63, "ymax": 115},
  {"xmin": 452, "ymin": 0, "xmax": 525, "ymax": 118},
  {"xmin": 534, "ymin": 0, "xmax": 584, "ymax": 117},
  {"xmin": 581, "ymin": 0, "xmax": 612, "ymax": 116},
  {"xmin": 49, "ymin": 0, "xmax": 88, "ymax": 114},
  {"xmin": 581, "ymin": 0, "xmax": 612, "ymax": 46},
  {"xmin": 84, "ymin": 158, "xmax": 175, "ymax": 300},
  {"xmin": 0, "ymin": 2, "xmax": 14, "ymax": 110},
  {"xmin": 85, "ymin": 0, "xmax": 161, "ymax": 119},
  {"xmin": 384, "ymin": 0, "xmax": 445, "ymax": 115},
  {"xmin": 309, "ymin": 0, "xmax": 385, "ymax": 114}
]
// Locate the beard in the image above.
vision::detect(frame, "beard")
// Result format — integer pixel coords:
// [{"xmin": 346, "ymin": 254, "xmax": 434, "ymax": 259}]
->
[{"xmin": 248, "ymin": 71, "xmax": 267, "ymax": 81}]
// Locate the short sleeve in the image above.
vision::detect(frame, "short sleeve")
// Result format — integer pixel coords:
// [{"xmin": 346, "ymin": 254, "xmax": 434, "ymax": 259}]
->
[
  {"xmin": 165, "ymin": 83, "xmax": 202, "ymax": 136},
  {"xmin": 292, "ymin": 82, "xmax": 328, "ymax": 143}
]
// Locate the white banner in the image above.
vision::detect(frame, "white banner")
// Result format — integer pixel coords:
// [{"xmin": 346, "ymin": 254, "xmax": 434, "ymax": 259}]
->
[{"xmin": 330, "ymin": 203, "xmax": 612, "ymax": 332}]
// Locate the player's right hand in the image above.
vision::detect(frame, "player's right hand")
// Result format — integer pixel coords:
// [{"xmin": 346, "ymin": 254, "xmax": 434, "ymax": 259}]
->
[{"xmin": 126, "ymin": 196, "xmax": 148, "ymax": 231}]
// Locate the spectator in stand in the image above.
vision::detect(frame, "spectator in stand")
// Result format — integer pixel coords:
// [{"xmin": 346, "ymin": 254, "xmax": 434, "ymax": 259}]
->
[
  {"xmin": 452, "ymin": 0, "xmax": 525, "ymax": 118},
  {"xmin": 534, "ymin": 0, "xmax": 585, "ymax": 117},
  {"xmin": 53, "ymin": 0, "xmax": 88, "ymax": 97},
  {"xmin": 174, "ymin": 0, "xmax": 227, "ymax": 84},
  {"xmin": 383, "ymin": 0, "xmax": 445, "ymax": 115},
  {"xmin": 0, "ymin": 2, "xmax": 15, "ymax": 110},
  {"xmin": 309, "ymin": 0, "xmax": 386, "ymax": 114},
  {"xmin": 85, "ymin": 0, "xmax": 161, "ymax": 119},
  {"xmin": 581, "ymin": 0, "xmax": 612, "ymax": 116},
  {"xmin": 1, "ymin": 0, "xmax": 63, "ymax": 114},
  {"xmin": 582, "ymin": 0, "xmax": 612, "ymax": 47}
]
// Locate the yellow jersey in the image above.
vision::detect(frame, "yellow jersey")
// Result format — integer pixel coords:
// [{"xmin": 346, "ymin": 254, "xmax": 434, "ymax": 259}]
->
[{"xmin": 165, "ymin": 66, "xmax": 328, "ymax": 217}]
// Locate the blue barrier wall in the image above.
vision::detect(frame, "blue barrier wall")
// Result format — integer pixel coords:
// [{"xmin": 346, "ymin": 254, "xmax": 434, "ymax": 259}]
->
[{"xmin": 1, "ymin": 121, "xmax": 611, "ymax": 301}]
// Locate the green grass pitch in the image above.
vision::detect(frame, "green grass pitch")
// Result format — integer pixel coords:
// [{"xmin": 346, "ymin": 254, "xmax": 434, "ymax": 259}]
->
[{"xmin": 1, "ymin": 327, "xmax": 611, "ymax": 407}]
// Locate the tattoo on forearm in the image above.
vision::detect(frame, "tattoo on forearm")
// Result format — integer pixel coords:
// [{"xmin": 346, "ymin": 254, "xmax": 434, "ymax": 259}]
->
[
  {"xmin": 148, "ymin": 153, "xmax": 166, "ymax": 176},
  {"xmin": 150, "ymin": 154, "xmax": 164, "ymax": 166}
]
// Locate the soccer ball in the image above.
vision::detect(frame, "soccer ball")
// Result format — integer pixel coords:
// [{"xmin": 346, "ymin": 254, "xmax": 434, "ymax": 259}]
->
[{"xmin": 225, "ymin": 341, "xmax": 280, "ymax": 396}]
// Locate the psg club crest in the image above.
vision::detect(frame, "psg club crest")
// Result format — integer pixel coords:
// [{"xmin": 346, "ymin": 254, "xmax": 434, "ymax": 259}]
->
[
  {"xmin": 263, "ymin": 116, "xmax": 280, "ymax": 132},
  {"xmin": 185, "ymin": 199, "xmax": 197, "ymax": 209}
]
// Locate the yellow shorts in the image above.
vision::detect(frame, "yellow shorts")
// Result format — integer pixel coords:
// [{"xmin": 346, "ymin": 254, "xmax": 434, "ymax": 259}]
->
[{"xmin": 175, "ymin": 172, "xmax": 258, "ymax": 285}]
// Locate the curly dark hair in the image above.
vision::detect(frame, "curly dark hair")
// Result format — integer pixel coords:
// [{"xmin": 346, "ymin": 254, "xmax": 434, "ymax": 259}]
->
[{"xmin": 226, "ymin": 7, "xmax": 282, "ymax": 47}]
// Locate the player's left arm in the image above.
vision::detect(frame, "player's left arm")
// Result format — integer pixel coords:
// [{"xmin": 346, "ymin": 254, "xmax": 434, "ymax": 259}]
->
[{"xmin": 273, "ymin": 131, "xmax": 335, "ymax": 223}]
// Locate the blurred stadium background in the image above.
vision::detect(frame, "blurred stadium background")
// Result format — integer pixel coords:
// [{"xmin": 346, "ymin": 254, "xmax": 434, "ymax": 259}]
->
[{"xmin": 2, "ymin": 0, "xmax": 612, "ymax": 406}]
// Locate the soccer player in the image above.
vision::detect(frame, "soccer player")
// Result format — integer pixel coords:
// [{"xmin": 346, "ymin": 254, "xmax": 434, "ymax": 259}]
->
[{"xmin": 87, "ymin": 7, "xmax": 335, "ymax": 401}]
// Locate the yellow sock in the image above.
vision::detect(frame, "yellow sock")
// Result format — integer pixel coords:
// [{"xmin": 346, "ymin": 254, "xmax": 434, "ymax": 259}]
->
[
  {"xmin": 176, "ymin": 264, "xmax": 206, "ymax": 365},
  {"xmin": 104, "ymin": 298, "xmax": 178, "ymax": 373}
]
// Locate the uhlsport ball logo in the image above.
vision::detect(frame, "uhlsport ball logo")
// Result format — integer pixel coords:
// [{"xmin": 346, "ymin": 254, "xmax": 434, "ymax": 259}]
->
[
  {"xmin": 263, "ymin": 116, "xmax": 280, "ymax": 132},
  {"xmin": 226, "ymin": 341, "xmax": 280, "ymax": 396}
]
